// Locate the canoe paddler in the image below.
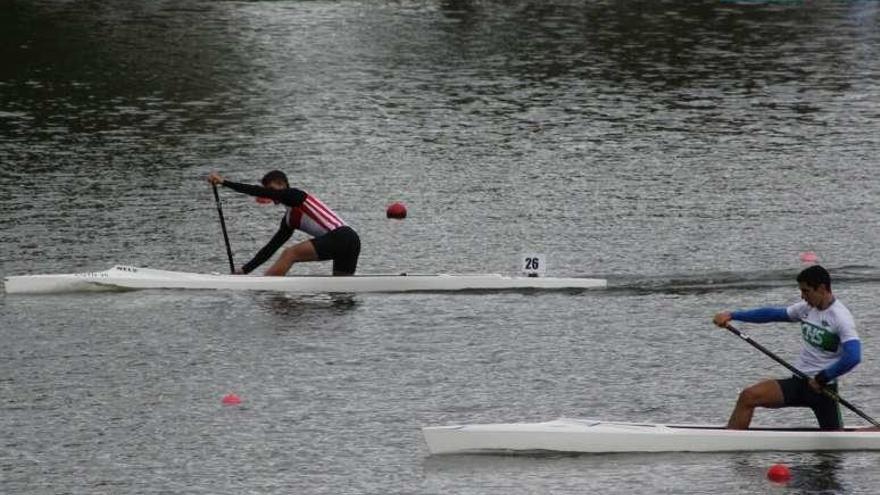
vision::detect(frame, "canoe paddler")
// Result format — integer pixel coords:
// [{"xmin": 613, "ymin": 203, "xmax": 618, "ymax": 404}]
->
[
  {"xmin": 207, "ymin": 171, "xmax": 360, "ymax": 276},
  {"xmin": 713, "ymin": 265, "xmax": 860, "ymax": 430}
]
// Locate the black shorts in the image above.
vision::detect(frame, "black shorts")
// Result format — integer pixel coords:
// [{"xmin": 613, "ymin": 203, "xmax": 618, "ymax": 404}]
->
[
  {"xmin": 777, "ymin": 376, "xmax": 842, "ymax": 429},
  {"xmin": 310, "ymin": 226, "xmax": 360, "ymax": 275}
]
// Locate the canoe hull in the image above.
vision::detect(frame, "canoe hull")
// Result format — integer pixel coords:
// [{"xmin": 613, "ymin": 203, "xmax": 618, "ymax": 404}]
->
[
  {"xmin": 4, "ymin": 265, "xmax": 607, "ymax": 295},
  {"xmin": 422, "ymin": 418, "xmax": 880, "ymax": 454}
]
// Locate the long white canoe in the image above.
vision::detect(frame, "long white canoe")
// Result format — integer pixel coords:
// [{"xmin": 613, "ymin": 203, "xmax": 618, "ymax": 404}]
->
[
  {"xmin": 3, "ymin": 265, "xmax": 607, "ymax": 295},
  {"xmin": 422, "ymin": 418, "xmax": 880, "ymax": 454}
]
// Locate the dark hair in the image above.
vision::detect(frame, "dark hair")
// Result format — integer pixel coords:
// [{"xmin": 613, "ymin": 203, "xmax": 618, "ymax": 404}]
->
[
  {"xmin": 797, "ymin": 265, "xmax": 831, "ymax": 290},
  {"xmin": 261, "ymin": 170, "xmax": 289, "ymax": 187}
]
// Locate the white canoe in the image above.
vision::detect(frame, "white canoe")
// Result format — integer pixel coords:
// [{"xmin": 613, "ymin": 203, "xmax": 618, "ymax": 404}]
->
[
  {"xmin": 422, "ymin": 418, "xmax": 880, "ymax": 454},
  {"xmin": 3, "ymin": 265, "xmax": 607, "ymax": 295}
]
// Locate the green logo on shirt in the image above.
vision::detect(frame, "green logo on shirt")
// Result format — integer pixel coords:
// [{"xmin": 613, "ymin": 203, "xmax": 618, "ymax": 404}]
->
[{"xmin": 801, "ymin": 321, "xmax": 840, "ymax": 352}]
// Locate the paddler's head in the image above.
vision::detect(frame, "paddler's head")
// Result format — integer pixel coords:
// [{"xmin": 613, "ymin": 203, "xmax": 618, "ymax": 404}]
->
[
  {"xmin": 796, "ymin": 265, "xmax": 833, "ymax": 309},
  {"xmin": 260, "ymin": 170, "xmax": 289, "ymax": 204}
]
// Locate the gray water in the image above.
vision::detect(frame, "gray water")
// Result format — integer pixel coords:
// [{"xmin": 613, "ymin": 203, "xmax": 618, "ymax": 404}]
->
[{"xmin": 2, "ymin": 1, "xmax": 880, "ymax": 493}]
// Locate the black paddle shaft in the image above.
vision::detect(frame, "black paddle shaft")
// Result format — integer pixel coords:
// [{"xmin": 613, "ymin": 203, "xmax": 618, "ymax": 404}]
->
[
  {"xmin": 211, "ymin": 183, "xmax": 235, "ymax": 274},
  {"xmin": 724, "ymin": 323, "xmax": 880, "ymax": 428}
]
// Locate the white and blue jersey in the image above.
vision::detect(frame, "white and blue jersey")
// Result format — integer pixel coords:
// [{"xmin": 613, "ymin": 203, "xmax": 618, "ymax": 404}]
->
[
  {"xmin": 730, "ymin": 299, "xmax": 860, "ymax": 382},
  {"xmin": 785, "ymin": 300, "xmax": 858, "ymax": 376}
]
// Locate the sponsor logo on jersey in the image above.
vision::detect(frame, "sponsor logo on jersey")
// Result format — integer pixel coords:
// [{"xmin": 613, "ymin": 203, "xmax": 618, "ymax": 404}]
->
[{"xmin": 801, "ymin": 320, "xmax": 840, "ymax": 352}]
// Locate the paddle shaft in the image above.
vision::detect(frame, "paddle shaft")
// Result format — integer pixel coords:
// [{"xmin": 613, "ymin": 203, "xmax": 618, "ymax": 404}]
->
[
  {"xmin": 724, "ymin": 323, "xmax": 880, "ymax": 428},
  {"xmin": 211, "ymin": 183, "xmax": 235, "ymax": 274}
]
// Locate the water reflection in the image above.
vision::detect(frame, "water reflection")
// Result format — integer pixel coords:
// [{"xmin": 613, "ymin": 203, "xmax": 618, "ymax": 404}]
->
[
  {"xmin": 732, "ymin": 453, "xmax": 845, "ymax": 494},
  {"xmin": 787, "ymin": 453, "xmax": 845, "ymax": 493},
  {"xmin": 0, "ymin": 1, "xmax": 258, "ymax": 149},
  {"xmin": 256, "ymin": 293, "xmax": 359, "ymax": 320},
  {"xmin": 426, "ymin": 0, "xmax": 860, "ymax": 88}
]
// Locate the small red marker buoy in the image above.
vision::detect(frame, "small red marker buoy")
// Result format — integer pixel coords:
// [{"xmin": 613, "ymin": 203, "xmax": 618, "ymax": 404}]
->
[
  {"xmin": 386, "ymin": 202, "xmax": 407, "ymax": 219},
  {"xmin": 799, "ymin": 251, "xmax": 818, "ymax": 264},
  {"xmin": 221, "ymin": 393, "xmax": 242, "ymax": 405},
  {"xmin": 767, "ymin": 463, "xmax": 791, "ymax": 483}
]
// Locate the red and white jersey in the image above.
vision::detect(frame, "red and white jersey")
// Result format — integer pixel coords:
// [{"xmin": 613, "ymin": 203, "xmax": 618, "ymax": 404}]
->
[{"xmin": 285, "ymin": 193, "xmax": 347, "ymax": 237}]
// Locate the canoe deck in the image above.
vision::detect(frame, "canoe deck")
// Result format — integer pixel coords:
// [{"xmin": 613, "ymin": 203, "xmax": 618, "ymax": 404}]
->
[
  {"xmin": 422, "ymin": 418, "xmax": 880, "ymax": 455},
  {"xmin": 4, "ymin": 265, "xmax": 607, "ymax": 295}
]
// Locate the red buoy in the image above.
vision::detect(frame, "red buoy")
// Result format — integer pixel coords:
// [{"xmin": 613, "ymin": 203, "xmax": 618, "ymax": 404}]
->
[
  {"xmin": 221, "ymin": 393, "xmax": 242, "ymax": 405},
  {"xmin": 386, "ymin": 202, "xmax": 407, "ymax": 219},
  {"xmin": 767, "ymin": 463, "xmax": 791, "ymax": 483}
]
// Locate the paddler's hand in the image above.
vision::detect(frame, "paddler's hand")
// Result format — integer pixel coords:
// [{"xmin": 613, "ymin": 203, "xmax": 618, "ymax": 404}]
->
[
  {"xmin": 810, "ymin": 371, "xmax": 830, "ymax": 392},
  {"xmin": 713, "ymin": 312, "xmax": 733, "ymax": 328},
  {"xmin": 208, "ymin": 172, "xmax": 225, "ymax": 186}
]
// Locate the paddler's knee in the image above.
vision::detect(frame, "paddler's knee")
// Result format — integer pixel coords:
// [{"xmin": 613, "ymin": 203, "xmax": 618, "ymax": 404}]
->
[
  {"xmin": 736, "ymin": 386, "xmax": 763, "ymax": 407},
  {"xmin": 283, "ymin": 245, "xmax": 305, "ymax": 257},
  {"xmin": 736, "ymin": 381, "xmax": 781, "ymax": 408},
  {"xmin": 282, "ymin": 243, "xmax": 317, "ymax": 262}
]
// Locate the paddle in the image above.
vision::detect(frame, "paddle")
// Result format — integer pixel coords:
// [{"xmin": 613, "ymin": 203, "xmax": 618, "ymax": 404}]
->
[
  {"xmin": 211, "ymin": 183, "xmax": 236, "ymax": 274},
  {"xmin": 723, "ymin": 323, "xmax": 880, "ymax": 428}
]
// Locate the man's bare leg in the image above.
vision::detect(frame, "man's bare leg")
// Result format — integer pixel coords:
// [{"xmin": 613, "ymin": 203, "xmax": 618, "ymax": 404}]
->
[
  {"xmin": 727, "ymin": 379, "xmax": 785, "ymax": 429},
  {"xmin": 264, "ymin": 240, "xmax": 319, "ymax": 276}
]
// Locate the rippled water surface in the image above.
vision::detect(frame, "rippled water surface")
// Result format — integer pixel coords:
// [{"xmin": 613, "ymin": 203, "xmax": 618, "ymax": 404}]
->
[{"xmin": 2, "ymin": 1, "xmax": 880, "ymax": 493}]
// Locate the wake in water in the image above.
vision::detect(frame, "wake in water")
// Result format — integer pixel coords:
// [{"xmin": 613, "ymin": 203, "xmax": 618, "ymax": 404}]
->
[{"xmin": 609, "ymin": 265, "xmax": 880, "ymax": 294}]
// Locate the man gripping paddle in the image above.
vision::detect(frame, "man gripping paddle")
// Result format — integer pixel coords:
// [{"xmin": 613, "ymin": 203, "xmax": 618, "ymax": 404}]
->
[
  {"xmin": 713, "ymin": 265, "xmax": 861, "ymax": 430},
  {"xmin": 208, "ymin": 171, "xmax": 360, "ymax": 276}
]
